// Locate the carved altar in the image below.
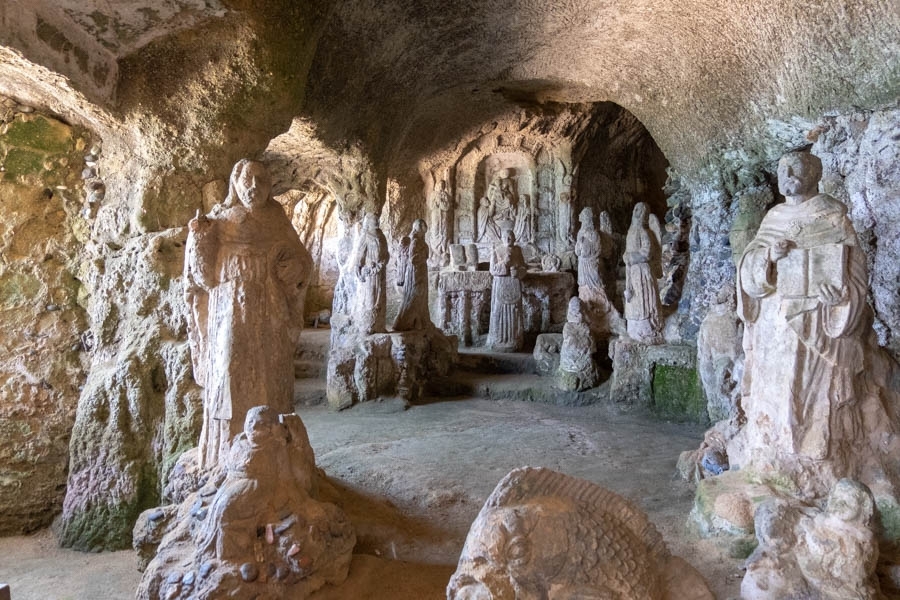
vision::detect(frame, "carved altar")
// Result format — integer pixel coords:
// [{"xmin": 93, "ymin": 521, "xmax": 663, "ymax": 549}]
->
[{"xmin": 437, "ymin": 270, "xmax": 574, "ymax": 348}]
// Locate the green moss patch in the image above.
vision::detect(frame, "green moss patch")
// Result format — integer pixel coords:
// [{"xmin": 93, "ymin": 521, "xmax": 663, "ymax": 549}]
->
[
  {"xmin": 0, "ymin": 272, "xmax": 42, "ymax": 308},
  {"xmin": 4, "ymin": 116, "xmax": 72, "ymax": 153},
  {"xmin": 3, "ymin": 148, "xmax": 46, "ymax": 178},
  {"xmin": 651, "ymin": 363, "xmax": 708, "ymax": 423}
]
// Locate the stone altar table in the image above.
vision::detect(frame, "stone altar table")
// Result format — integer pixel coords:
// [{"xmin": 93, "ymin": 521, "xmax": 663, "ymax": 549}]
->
[{"xmin": 436, "ymin": 270, "xmax": 575, "ymax": 347}]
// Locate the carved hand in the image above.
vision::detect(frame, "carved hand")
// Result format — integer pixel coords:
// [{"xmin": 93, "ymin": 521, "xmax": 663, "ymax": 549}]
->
[
  {"xmin": 769, "ymin": 239, "xmax": 795, "ymax": 262},
  {"xmin": 189, "ymin": 210, "xmax": 210, "ymax": 232}
]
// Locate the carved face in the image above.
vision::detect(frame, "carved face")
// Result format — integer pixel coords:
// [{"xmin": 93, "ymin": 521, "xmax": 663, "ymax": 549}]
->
[
  {"xmin": 236, "ymin": 161, "xmax": 272, "ymax": 208},
  {"xmin": 631, "ymin": 202, "xmax": 647, "ymax": 224},
  {"xmin": 502, "ymin": 229, "xmax": 516, "ymax": 246},
  {"xmin": 777, "ymin": 152, "xmax": 821, "ymax": 199}
]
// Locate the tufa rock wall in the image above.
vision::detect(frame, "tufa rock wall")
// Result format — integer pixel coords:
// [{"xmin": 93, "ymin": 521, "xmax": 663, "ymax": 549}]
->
[{"xmin": 0, "ymin": 99, "xmax": 91, "ymax": 534}]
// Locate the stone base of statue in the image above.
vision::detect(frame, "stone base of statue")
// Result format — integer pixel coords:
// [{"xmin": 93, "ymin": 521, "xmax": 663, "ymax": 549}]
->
[
  {"xmin": 326, "ymin": 326, "xmax": 457, "ymax": 409},
  {"xmin": 608, "ymin": 338, "xmax": 705, "ymax": 421},
  {"xmin": 134, "ymin": 409, "xmax": 355, "ymax": 600},
  {"xmin": 533, "ymin": 333, "xmax": 562, "ymax": 376}
]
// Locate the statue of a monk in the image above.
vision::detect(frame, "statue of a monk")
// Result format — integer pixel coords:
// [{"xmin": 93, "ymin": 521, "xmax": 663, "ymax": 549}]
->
[{"xmin": 185, "ymin": 159, "xmax": 311, "ymax": 470}]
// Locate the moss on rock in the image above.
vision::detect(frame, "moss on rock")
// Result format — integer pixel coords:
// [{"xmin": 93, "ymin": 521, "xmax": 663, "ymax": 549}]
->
[{"xmin": 651, "ymin": 364, "xmax": 707, "ymax": 424}]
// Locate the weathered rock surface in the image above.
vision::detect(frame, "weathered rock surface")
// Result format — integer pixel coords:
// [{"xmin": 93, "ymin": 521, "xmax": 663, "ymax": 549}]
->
[
  {"xmin": 135, "ymin": 407, "xmax": 355, "ymax": 600},
  {"xmin": 58, "ymin": 229, "xmax": 202, "ymax": 550},
  {"xmin": 448, "ymin": 466, "xmax": 714, "ymax": 600},
  {"xmin": 0, "ymin": 101, "xmax": 91, "ymax": 534}
]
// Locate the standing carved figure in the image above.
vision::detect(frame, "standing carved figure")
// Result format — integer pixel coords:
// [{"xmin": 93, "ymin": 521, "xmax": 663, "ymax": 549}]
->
[
  {"xmin": 185, "ymin": 159, "xmax": 311, "ymax": 470},
  {"xmin": 487, "ymin": 229, "xmax": 527, "ymax": 352},
  {"xmin": 557, "ymin": 190, "xmax": 574, "ymax": 250},
  {"xmin": 353, "ymin": 212, "xmax": 389, "ymax": 334},
  {"xmin": 558, "ymin": 297, "xmax": 601, "ymax": 391},
  {"xmin": 624, "ymin": 202, "xmax": 662, "ymax": 343},
  {"xmin": 575, "ymin": 207, "xmax": 603, "ymax": 293},
  {"xmin": 393, "ymin": 219, "xmax": 431, "ymax": 331},
  {"xmin": 732, "ymin": 151, "xmax": 870, "ymax": 464},
  {"xmin": 433, "ymin": 180, "xmax": 453, "ymax": 266}
]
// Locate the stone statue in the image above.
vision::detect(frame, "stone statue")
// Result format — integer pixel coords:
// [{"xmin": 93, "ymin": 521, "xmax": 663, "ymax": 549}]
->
[
  {"xmin": 475, "ymin": 196, "xmax": 496, "ymax": 243},
  {"xmin": 432, "ymin": 180, "xmax": 453, "ymax": 266},
  {"xmin": 514, "ymin": 193, "xmax": 534, "ymax": 245},
  {"xmin": 576, "ymin": 207, "xmax": 625, "ymax": 337},
  {"xmin": 135, "ymin": 407, "xmax": 356, "ymax": 600},
  {"xmin": 697, "ymin": 283, "xmax": 743, "ymax": 423},
  {"xmin": 557, "ymin": 189, "xmax": 574, "ymax": 250},
  {"xmin": 731, "ymin": 151, "xmax": 873, "ymax": 469},
  {"xmin": 558, "ymin": 297, "xmax": 601, "ymax": 391},
  {"xmin": 353, "ymin": 212, "xmax": 388, "ymax": 334},
  {"xmin": 742, "ymin": 479, "xmax": 880, "ymax": 600},
  {"xmin": 393, "ymin": 219, "xmax": 431, "ymax": 331},
  {"xmin": 624, "ymin": 202, "xmax": 662, "ymax": 343},
  {"xmin": 486, "ymin": 229, "xmax": 527, "ymax": 352},
  {"xmin": 447, "ymin": 467, "xmax": 714, "ymax": 600},
  {"xmin": 575, "ymin": 207, "xmax": 603, "ymax": 293},
  {"xmin": 185, "ymin": 159, "xmax": 311, "ymax": 470}
]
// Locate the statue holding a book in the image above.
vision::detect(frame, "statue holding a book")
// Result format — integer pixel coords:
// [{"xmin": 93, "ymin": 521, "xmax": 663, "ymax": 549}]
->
[{"xmin": 734, "ymin": 151, "xmax": 868, "ymax": 464}]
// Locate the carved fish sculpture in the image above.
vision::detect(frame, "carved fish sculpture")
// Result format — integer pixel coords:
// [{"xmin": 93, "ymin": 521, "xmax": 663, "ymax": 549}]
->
[{"xmin": 447, "ymin": 467, "xmax": 682, "ymax": 600}]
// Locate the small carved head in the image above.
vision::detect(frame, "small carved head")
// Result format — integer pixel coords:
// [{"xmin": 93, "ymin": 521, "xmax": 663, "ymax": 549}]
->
[
  {"xmin": 229, "ymin": 159, "xmax": 272, "ymax": 209},
  {"xmin": 502, "ymin": 228, "xmax": 516, "ymax": 246},
  {"xmin": 631, "ymin": 202, "xmax": 648, "ymax": 224},
  {"xmin": 566, "ymin": 297, "xmax": 585, "ymax": 324},
  {"xmin": 363, "ymin": 212, "xmax": 379, "ymax": 231},
  {"xmin": 411, "ymin": 218, "xmax": 427, "ymax": 238},
  {"xmin": 243, "ymin": 405, "xmax": 278, "ymax": 446},
  {"xmin": 579, "ymin": 207, "xmax": 594, "ymax": 226},
  {"xmin": 826, "ymin": 479, "xmax": 874, "ymax": 525},
  {"xmin": 777, "ymin": 151, "xmax": 822, "ymax": 200}
]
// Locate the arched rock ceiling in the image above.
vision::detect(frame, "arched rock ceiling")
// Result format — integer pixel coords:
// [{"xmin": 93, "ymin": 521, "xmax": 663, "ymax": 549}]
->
[{"xmin": 1, "ymin": 0, "xmax": 897, "ymax": 185}]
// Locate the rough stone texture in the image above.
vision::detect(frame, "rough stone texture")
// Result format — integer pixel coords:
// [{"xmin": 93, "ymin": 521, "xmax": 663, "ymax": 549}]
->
[
  {"xmin": 58, "ymin": 229, "xmax": 202, "ymax": 550},
  {"xmin": 326, "ymin": 328, "xmax": 457, "ymax": 410},
  {"xmin": 532, "ymin": 333, "xmax": 562, "ymax": 377},
  {"xmin": 135, "ymin": 408, "xmax": 355, "ymax": 600},
  {"xmin": 448, "ymin": 466, "xmax": 714, "ymax": 600},
  {"xmin": 0, "ymin": 0, "xmax": 897, "ymax": 554},
  {"xmin": 742, "ymin": 479, "xmax": 881, "ymax": 600},
  {"xmin": 609, "ymin": 338, "xmax": 706, "ymax": 423},
  {"xmin": 0, "ymin": 101, "xmax": 91, "ymax": 534},
  {"xmin": 696, "ymin": 285, "xmax": 742, "ymax": 423}
]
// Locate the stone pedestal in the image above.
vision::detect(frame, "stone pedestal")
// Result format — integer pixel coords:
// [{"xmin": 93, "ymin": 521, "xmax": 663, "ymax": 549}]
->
[
  {"xmin": 609, "ymin": 338, "xmax": 706, "ymax": 422},
  {"xmin": 326, "ymin": 327, "xmax": 457, "ymax": 410},
  {"xmin": 533, "ymin": 333, "xmax": 562, "ymax": 376},
  {"xmin": 436, "ymin": 270, "xmax": 574, "ymax": 347}
]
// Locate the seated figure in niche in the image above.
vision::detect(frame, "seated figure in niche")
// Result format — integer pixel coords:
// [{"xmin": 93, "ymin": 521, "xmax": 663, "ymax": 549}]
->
[
  {"xmin": 624, "ymin": 202, "xmax": 663, "ymax": 344},
  {"xmin": 185, "ymin": 159, "xmax": 311, "ymax": 470},
  {"xmin": 487, "ymin": 229, "xmax": 527, "ymax": 352},
  {"xmin": 393, "ymin": 219, "xmax": 431, "ymax": 331},
  {"xmin": 478, "ymin": 169, "xmax": 533, "ymax": 246}
]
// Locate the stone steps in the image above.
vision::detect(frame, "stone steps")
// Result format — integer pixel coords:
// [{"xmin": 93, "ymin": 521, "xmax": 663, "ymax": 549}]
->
[
  {"xmin": 455, "ymin": 348, "xmax": 536, "ymax": 375},
  {"xmin": 434, "ymin": 371, "xmax": 610, "ymax": 406},
  {"xmin": 294, "ymin": 378, "xmax": 327, "ymax": 407}
]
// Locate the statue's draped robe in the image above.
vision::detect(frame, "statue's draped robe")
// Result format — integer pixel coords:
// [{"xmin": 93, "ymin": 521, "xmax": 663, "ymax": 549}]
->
[
  {"xmin": 487, "ymin": 244, "xmax": 526, "ymax": 351},
  {"xmin": 354, "ymin": 227, "xmax": 389, "ymax": 334},
  {"xmin": 624, "ymin": 221, "xmax": 660, "ymax": 325},
  {"xmin": 737, "ymin": 194, "xmax": 867, "ymax": 460},
  {"xmin": 393, "ymin": 234, "xmax": 430, "ymax": 331},
  {"xmin": 185, "ymin": 203, "xmax": 310, "ymax": 469},
  {"xmin": 575, "ymin": 226, "xmax": 603, "ymax": 291}
]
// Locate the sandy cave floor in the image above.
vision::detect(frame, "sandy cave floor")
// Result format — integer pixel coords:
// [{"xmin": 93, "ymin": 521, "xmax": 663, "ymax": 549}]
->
[{"xmin": 0, "ymin": 398, "xmax": 745, "ymax": 599}]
